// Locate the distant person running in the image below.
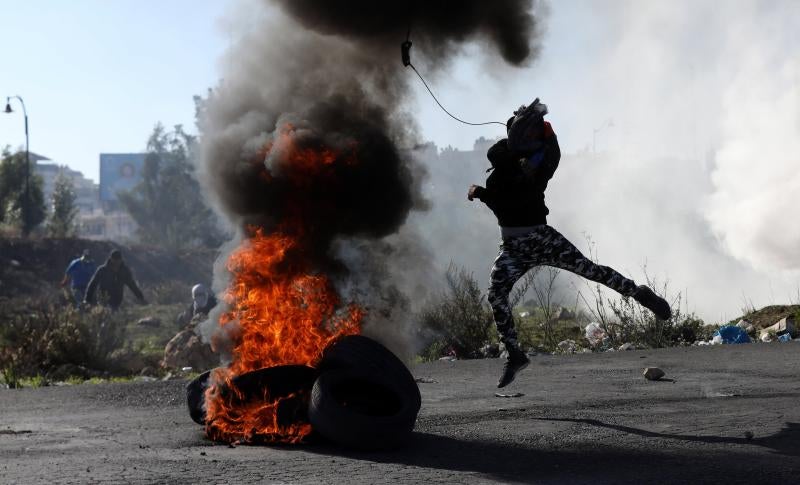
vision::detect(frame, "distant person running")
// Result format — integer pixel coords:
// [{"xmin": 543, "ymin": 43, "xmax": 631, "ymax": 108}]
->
[
  {"xmin": 468, "ymin": 99, "xmax": 671, "ymax": 388},
  {"xmin": 84, "ymin": 249, "xmax": 146, "ymax": 310},
  {"xmin": 61, "ymin": 249, "xmax": 96, "ymax": 305}
]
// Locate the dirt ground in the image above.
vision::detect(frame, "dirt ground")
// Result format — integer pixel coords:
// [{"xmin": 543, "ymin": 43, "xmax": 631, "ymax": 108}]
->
[{"xmin": 1, "ymin": 342, "xmax": 799, "ymax": 484}]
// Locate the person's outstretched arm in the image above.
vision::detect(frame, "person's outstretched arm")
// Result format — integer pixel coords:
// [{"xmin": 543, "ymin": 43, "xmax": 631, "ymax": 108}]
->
[{"xmin": 123, "ymin": 267, "xmax": 146, "ymax": 303}]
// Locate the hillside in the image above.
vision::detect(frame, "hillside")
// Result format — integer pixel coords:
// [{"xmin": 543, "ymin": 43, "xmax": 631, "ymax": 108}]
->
[{"xmin": 0, "ymin": 238, "xmax": 218, "ymax": 300}]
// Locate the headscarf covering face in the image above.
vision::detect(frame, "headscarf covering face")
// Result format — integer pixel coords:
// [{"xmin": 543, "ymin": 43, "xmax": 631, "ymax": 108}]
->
[{"xmin": 192, "ymin": 284, "xmax": 209, "ymax": 312}]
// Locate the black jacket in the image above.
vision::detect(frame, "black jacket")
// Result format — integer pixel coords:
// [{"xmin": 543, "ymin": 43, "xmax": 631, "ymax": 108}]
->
[
  {"xmin": 85, "ymin": 262, "xmax": 144, "ymax": 309},
  {"xmin": 473, "ymin": 136, "xmax": 560, "ymax": 227}
]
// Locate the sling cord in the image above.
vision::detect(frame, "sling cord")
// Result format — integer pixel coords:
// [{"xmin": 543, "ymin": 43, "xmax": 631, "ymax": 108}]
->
[{"xmin": 404, "ymin": 25, "xmax": 506, "ymax": 128}]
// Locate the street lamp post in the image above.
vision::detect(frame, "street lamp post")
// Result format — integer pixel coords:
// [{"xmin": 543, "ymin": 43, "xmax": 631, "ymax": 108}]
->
[{"xmin": 4, "ymin": 95, "xmax": 31, "ymax": 236}]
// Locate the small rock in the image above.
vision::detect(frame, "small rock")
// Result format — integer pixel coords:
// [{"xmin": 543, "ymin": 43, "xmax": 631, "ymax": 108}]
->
[
  {"xmin": 414, "ymin": 377, "xmax": 437, "ymax": 384},
  {"xmin": 557, "ymin": 339, "xmax": 577, "ymax": 354},
  {"xmin": 136, "ymin": 317, "xmax": 161, "ymax": 328},
  {"xmin": 494, "ymin": 392, "xmax": 524, "ymax": 398},
  {"xmin": 139, "ymin": 367, "xmax": 157, "ymax": 377},
  {"xmin": 744, "ymin": 430, "xmax": 754, "ymax": 440},
  {"xmin": 643, "ymin": 367, "xmax": 665, "ymax": 381}
]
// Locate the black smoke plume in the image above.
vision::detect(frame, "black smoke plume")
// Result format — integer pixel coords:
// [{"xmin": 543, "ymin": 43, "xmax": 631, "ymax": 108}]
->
[{"xmin": 198, "ymin": 0, "xmax": 545, "ymax": 352}]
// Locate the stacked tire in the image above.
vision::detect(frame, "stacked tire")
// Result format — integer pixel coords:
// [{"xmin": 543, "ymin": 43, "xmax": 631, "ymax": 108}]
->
[
  {"xmin": 186, "ymin": 335, "xmax": 421, "ymax": 450},
  {"xmin": 310, "ymin": 335, "xmax": 421, "ymax": 450}
]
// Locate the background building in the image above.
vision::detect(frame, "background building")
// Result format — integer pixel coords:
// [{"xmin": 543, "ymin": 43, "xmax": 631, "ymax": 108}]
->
[{"xmin": 99, "ymin": 153, "xmax": 145, "ymax": 212}]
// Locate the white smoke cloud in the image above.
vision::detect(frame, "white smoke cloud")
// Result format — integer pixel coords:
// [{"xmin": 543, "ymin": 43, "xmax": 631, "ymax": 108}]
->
[
  {"xmin": 706, "ymin": 34, "xmax": 800, "ymax": 270},
  {"xmin": 410, "ymin": 0, "xmax": 800, "ymax": 321}
]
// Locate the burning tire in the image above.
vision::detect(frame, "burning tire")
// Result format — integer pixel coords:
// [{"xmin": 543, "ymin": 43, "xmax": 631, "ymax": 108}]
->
[
  {"xmin": 317, "ymin": 335, "xmax": 421, "ymax": 410},
  {"xmin": 187, "ymin": 370, "xmax": 212, "ymax": 425},
  {"xmin": 229, "ymin": 364, "xmax": 317, "ymax": 401},
  {"xmin": 308, "ymin": 368, "xmax": 420, "ymax": 450}
]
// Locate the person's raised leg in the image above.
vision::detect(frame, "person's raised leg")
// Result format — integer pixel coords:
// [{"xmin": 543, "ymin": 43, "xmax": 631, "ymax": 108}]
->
[{"xmin": 533, "ymin": 225, "xmax": 671, "ymax": 320}]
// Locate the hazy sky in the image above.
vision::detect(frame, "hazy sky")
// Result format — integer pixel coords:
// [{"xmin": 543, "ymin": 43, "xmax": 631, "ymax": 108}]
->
[
  {"xmin": 0, "ymin": 0, "xmax": 228, "ymax": 180},
  {"xmin": 1, "ymin": 0, "xmax": 611, "ymax": 182}
]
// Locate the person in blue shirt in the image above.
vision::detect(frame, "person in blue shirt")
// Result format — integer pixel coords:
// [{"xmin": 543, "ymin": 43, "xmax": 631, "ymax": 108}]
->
[{"xmin": 61, "ymin": 249, "xmax": 96, "ymax": 305}]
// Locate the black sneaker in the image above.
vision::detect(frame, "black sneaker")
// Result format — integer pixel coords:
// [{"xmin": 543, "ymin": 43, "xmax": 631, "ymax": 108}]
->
[
  {"xmin": 497, "ymin": 351, "xmax": 530, "ymax": 388},
  {"xmin": 632, "ymin": 285, "xmax": 672, "ymax": 320}
]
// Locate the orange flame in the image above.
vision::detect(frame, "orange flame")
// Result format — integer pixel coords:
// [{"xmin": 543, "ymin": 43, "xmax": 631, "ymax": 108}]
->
[{"xmin": 204, "ymin": 126, "xmax": 362, "ymax": 444}]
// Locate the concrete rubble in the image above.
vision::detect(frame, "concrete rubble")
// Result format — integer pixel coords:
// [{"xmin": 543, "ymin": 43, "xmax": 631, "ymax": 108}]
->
[{"xmin": 759, "ymin": 316, "xmax": 795, "ymax": 341}]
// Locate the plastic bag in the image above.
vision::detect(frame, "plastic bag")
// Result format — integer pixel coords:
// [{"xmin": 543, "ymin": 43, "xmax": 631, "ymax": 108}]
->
[
  {"xmin": 584, "ymin": 322, "xmax": 606, "ymax": 347},
  {"xmin": 713, "ymin": 325, "xmax": 751, "ymax": 344}
]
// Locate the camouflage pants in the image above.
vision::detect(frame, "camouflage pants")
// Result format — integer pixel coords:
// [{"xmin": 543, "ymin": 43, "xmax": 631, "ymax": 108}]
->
[{"xmin": 488, "ymin": 225, "xmax": 637, "ymax": 352}]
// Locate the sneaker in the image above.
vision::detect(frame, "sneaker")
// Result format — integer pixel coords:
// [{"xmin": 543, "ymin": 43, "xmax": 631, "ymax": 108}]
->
[
  {"xmin": 632, "ymin": 285, "xmax": 672, "ymax": 320},
  {"xmin": 497, "ymin": 351, "xmax": 530, "ymax": 388}
]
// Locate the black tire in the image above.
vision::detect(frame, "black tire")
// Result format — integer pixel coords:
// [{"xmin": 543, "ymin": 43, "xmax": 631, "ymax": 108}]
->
[
  {"xmin": 188, "ymin": 365, "xmax": 317, "ymax": 426},
  {"xmin": 226, "ymin": 365, "xmax": 318, "ymax": 430},
  {"xmin": 317, "ymin": 335, "xmax": 421, "ymax": 410},
  {"xmin": 186, "ymin": 370, "xmax": 212, "ymax": 425},
  {"xmin": 229, "ymin": 365, "xmax": 317, "ymax": 402},
  {"xmin": 308, "ymin": 368, "xmax": 420, "ymax": 450}
]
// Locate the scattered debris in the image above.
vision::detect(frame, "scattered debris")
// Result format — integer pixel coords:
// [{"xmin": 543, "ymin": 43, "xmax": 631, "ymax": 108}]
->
[
  {"xmin": 736, "ymin": 319, "xmax": 755, "ymax": 333},
  {"xmin": 494, "ymin": 392, "xmax": 524, "ymax": 398},
  {"xmin": 759, "ymin": 316, "xmax": 795, "ymax": 341},
  {"xmin": 643, "ymin": 367, "xmax": 665, "ymax": 381},
  {"xmin": 713, "ymin": 325, "xmax": 751, "ymax": 344},
  {"xmin": 438, "ymin": 356, "xmax": 456, "ymax": 362},
  {"xmin": 557, "ymin": 339, "xmax": 578, "ymax": 354},
  {"xmin": 136, "ymin": 317, "xmax": 161, "ymax": 328},
  {"xmin": 777, "ymin": 333, "xmax": 792, "ymax": 343},
  {"xmin": 480, "ymin": 343, "xmax": 500, "ymax": 358},
  {"xmin": 584, "ymin": 322, "xmax": 606, "ymax": 347},
  {"xmin": 518, "ymin": 311, "xmax": 530, "ymax": 318},
  {"xmin": 619, "ymin": 343, "xmax": 634, "ymax": 351},
  {"xmin": 706, "ymin": 391, "xmax": 740, "ymax": 398},
  {"xmin": 760, "ymin": 333, "xmax": 774, "ymax": 343},
  {"xmin": 414, "ymin": 377, "xmax": 437, "ymax": 384}
]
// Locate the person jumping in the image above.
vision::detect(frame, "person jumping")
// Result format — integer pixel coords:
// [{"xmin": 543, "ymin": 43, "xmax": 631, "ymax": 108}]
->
[{"xmin": 468, "ymin": 99, "xmax": 671, "ymax": 388}]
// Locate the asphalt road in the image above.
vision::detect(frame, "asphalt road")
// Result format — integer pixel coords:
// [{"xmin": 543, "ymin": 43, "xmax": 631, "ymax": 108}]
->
[{"xmin": 1, "ymin": 342, "xmax": 799, "ymax": 484}]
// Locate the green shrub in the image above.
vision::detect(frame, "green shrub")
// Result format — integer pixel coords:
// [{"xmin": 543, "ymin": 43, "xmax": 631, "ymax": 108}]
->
[
  {"xmin": 416, "ymin": 264, "xmax": 496, "ymax": 360},
  {"xmin": 0, "ymin": 297, "xmax": 127, "ymax": 385},
  {"xmin": 416, "ymin": 264, "xmax": 536, "ymax": 360}
]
